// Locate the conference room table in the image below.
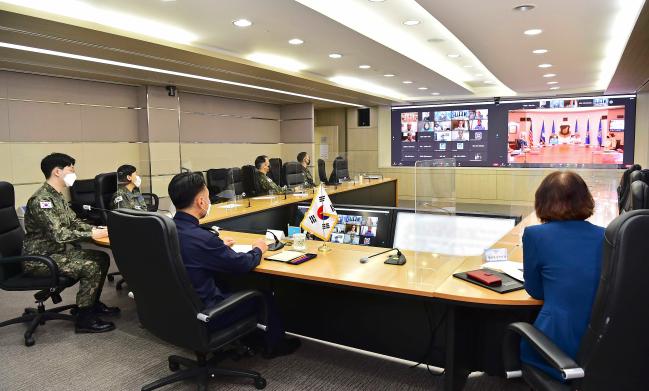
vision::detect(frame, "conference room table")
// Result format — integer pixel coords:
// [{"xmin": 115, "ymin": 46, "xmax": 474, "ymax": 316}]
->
[{"xmin": 94, "ymin": 178, "xmax": 547, "ymax": 390}]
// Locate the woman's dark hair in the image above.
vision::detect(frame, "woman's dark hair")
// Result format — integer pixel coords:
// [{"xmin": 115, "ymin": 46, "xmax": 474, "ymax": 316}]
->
[
  {"xmin": 117, "ymin": 164, "xmax": 136, "ymax": 182},
  {"xmin": 535, "ymin": 171, "xmax": 594, "ymax": 223},
  {"xmin": 40, "ymin": 153, "xmax": 75, "ymax": 178},
  {"xmin": 168, "ymin": 172, "xmax": 206, "ymax": 210}
]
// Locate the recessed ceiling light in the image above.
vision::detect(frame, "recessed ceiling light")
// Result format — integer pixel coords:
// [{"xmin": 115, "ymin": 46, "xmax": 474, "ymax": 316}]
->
[
  {"xmin": 513, "ymin": 5, "xmax": 535, "ymax": 11},
  {"xmin": 431, "ymin": 92, "xmax": 440, "ymax": 96},
  {"xmin": 161, "ymin": 0, "xmax": 177, "ymax": 2},
  {"xmin": 383, "ymin": 74, "xmax": 395, "ymax": 77},
  {"xmin": 547, "ymin": 81, "xmax": 558, "ymax": 84},
  {"xmin": 358, "ymin": 64, "xmax": 371, "ymax": 69},
  {"xmin": 233, "ymin": 19, "xmax": 252, "ymax": 27},
  {"xmin": 484, "ymin": 80, "xmax": 495, "ymax": 84},
  {"xmin": 524, "ymin": 29, "xmax": 543, "ymax": 35},
  {"xmin": 288, "ymin": 38, "xmax": 304, "ymax": 45},
  {"xmin": 328, "ymin": 53, "xmax": 342, "ymax": 59},
  {"xmin": 402, "ymin": 80, "xmax": 413, "ymax": 84},
  {"xmin": 543, "ymin": 73, "xmax": 556, "ymax": 78},
  {"xmin": 474, "ymin": 73, "xmax": 483, "ymax": 77},
  {"xmin": 532, "ymin": 49, "xmax": 548, "ymax": 54},
  {"xmin": 447, "ymin": 53, "xmax": 461, "ymax": 58},
  {"xmin": 538, "ymin": 63, "xmax": 552, "ymax": 68},
  {"xmin": 463, "ymin": 65, "xmax": 473, "ymax": 68},
  {"xmin": 368, "ymin": 0, "xmax": 385, "ymax": 2},
  {"xmin": 418, "ymin": 87, "xmax": 428, "ymax": 90},
  {"xmin": 549, "ymin": 86, "xmax": 560, "ymax": 90},
  {"xmin": 403, "ymin": 20, "xmax": 421, "ymax": 26}
]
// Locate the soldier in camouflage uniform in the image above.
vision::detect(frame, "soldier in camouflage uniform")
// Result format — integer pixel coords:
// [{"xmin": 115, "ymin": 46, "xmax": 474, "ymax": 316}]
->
[
  {"xmin": 297, "ymin": 152, "xmax": 315, "ymax": 188},
  {"xmin": 22, "ymin": 153, "xmax": 119, "ymax": 333},
  {"xmin": 111, "ymin": 164, "xmax": 148, "ymax": 211},
  {"xmin": 254, "ymin": 155, "xmax": 285, "ymax": 194}
]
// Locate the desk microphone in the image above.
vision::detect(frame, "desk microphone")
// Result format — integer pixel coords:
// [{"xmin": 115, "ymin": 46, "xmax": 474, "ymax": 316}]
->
[
  {"xmin": 360, "ymin": 248, "xmax": 406, "ymax": 265},
  {"xmin": 266, "ymin": 230, "xmax": 285, "ymax": 251}
]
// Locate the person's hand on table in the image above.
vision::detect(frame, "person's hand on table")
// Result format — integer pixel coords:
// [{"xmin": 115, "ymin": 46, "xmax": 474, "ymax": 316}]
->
[
  {"xmin": 222, "ymin": 237, "xmax": 236, "ymax": 247},
  {"xmin": 253, "ymin": 238, "xmax": 269, "ymax": 253},
  {"xmin": 92, "ymin": 227, "xmax": 108, "ymax": 239}
]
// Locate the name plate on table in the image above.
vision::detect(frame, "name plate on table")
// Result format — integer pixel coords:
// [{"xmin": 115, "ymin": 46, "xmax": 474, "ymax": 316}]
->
[{"xmin": 483, "ymin": 248, "xmax": 508, "ymax": 263}]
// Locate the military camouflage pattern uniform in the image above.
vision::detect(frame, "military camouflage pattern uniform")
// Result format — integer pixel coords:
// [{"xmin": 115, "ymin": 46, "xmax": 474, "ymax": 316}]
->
[
  {"xmin": 110, "ymin": 185, "xmax": 148, "ymax": 211},
  {"xmin": 22, "ymin": 183, "xmax": 110, "ymax": 308},
  {"xmin": 301, "ymin": 165, "xmax": 315, "ymax": 188},
  {"xmin": 256, "ymin": 170, "xmax": 284, "ymax": 194}
]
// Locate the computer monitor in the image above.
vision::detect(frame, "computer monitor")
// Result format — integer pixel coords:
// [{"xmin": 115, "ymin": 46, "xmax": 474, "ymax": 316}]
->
[
  {"xmin": 296, "ymin": 204, "xmax": 392, "ymax": 247},
  {"xmin": 392, "ymin": 211, "xmax": 516, "ymax": 256}
]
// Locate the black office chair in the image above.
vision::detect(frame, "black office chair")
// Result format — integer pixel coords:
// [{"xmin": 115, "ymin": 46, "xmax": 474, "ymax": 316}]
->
[
  {"xmin": 329, "ymin": 156, "xmax": 350, "ymax": 184},
  {"xmin": 241, "ymin": 165, "xmax": 260, "ymax": 197},
  {"xmin": 629, "ymin": 181, "xmax": 649, "ymax": 210},
  {"xmin": 94, "ymin": 172, "xmax": 118, "ymax": 225},
  {"xmin": 0, "ymin": 181, "xmax": 77, "ymax": 347},
  {"xmin": 231, "ymin": 167, "xmax": 245, "ymax": 196},
  {"xmin": 617, "ymin": 164, "xmax": 642, "ymax": 213},
  {"xmin": 206, "ymin": 168, "xmax": 229, "ymax": 203},
  {"xmin": 503, "ymin": 209, "xmax": 649, "ymax": 391},
  {"xmin": 141, "ymin": 192, "xmax": 160, "ymax": 212},
  {"xmin": 283, "ymin": 162, "xmax": 305, "ymax": 187},
  {"xmin": 268, "ymin": 158, "xmax": 283, "ymax": 187},
  {"xmin": 317, "ymin": 159, "xmax": 328, "ymax": 184},
  {"xmin": 107, "ymin": 209, "xmax": 267, "ymax": 391},
  {"xmin": 69, "ymin": 178, "xmax": 101, "ymax": 224}
]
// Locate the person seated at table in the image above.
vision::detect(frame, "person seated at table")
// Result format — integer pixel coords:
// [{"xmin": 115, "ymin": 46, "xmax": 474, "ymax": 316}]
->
[
  {"xmin": 297, "ymin": 152, "xmax": 315, "ymax": 188},
  {"xmin": 520, "ymin": 171, "xmax": 605, "ymax": 381},
  {"xmin": 110, "ymin": 164, "xmax": 148, "ymax": 210},
  {"xmin": 169, "ymin": 172, "xmax": 300, "ymax": 357},
  {"xmin": 254, "ymin": 155, "xmax": 284, "ymax": 194}
]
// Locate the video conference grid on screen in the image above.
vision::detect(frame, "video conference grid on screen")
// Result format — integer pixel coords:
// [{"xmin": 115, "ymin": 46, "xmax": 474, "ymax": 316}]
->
[
  {"xmin": 391, "ymin": 95, "xmax": 636, "ymax": 168},
  {"xmin": 297, "ymin": 206, "xmax": 383, "ymax": 247}
]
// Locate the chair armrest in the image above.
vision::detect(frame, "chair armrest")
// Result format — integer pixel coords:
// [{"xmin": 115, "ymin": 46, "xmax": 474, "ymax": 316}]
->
[
  {"xmin": 196, "ymin": 290, "xmax": 267, "ymax": 324},
  {"xmin": 0, "ymin": 255, "xmax": 60, "ymax": 286},
  {"xmin": 503, "ymin": 322, "xmax": 584, "ymax": 380}
]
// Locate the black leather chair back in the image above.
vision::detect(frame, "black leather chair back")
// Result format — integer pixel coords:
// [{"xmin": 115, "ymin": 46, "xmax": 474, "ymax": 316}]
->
[
  {"xmin": 618, "ymin": 164, "xmax": 642, "ymax": 212},
  {"xmin": 268, "ymin": 158, "xmax": 282, "ymax": 186},
  {"xmin": 241, "ymin": 165, "xmax": 258, "ymax": 196},
  {"xmin": 94, "ymin": 172, "xmax": 117, "ymax": 224},
  {"xmin": 206, "ymin": 168, "xmax": 231, "ymax": 201},
  {"xmin": 69, "ymin": 179, "xmax": 100, "ymax": 223},
  {"xmin": 317, "ymin": 159, "xmax": 327, "ymax": 183},
  {"xmin": 231, "ymin": 167, "xmax": 244, "ymax": 195},
  {"xmin": 629, "ymin": 181, "xmax": 649, "ymax": 210},
  {"xmin": 0, "ymin": 182, "xmax": 24, "ymax": 282},
  {"xmin": 576, "ymin": 210, "xmax": 649, "ymax": 390},
  {"xmin": 629, "ymin": 169, "xmax": 649, "ymax": 185},
  {"xmin": 284, "ymin": 162, "xmax": 305, "ymax": 187},
  {"xmin": 108, "ymin": 209, "xmax": 211, "ymax": 352},
  {"xmin": 329, "ymin": 157, "xmax": 350, "ymax": 183}
]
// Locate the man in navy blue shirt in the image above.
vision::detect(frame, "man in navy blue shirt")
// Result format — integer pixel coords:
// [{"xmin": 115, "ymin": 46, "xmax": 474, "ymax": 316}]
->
[{"xmin": 168, "ymin": 172, "xmax": 300, "ymax": 358}]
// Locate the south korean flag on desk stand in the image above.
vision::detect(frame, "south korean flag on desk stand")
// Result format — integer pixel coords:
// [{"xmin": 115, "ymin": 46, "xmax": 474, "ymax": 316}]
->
[{"xmin": 300, "ymin": 184, "xmax": 339, "ymax": 252}]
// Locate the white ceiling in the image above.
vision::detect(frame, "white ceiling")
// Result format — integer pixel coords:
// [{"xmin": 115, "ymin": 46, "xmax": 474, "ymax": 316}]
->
[{"xmin": 0, "ymin": 0, "xmax": 645, "ymax": 103}]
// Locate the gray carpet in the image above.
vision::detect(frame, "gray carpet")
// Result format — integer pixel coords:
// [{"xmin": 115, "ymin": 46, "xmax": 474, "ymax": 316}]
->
[{"xmin": 0, "ymin": 249, "xmax": 529, "ymax": 391}]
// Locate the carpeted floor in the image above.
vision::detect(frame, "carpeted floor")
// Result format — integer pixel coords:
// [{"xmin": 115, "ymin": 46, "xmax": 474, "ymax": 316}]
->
[{"xmin": 0, "ymin": 248, "xmax": 529, "ymax": 391}]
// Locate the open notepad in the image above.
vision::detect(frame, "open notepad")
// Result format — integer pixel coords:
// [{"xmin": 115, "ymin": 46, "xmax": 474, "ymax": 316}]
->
[
  {"xmin": 231, "ymin": 244, "xmax": 253, "ymax": 253},
  {"xmin": 264, "ymin": 251, "xmax": 305, "ymax": 262}
]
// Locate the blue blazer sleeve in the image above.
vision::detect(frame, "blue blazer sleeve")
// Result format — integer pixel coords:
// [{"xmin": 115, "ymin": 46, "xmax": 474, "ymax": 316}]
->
[
  {"xmin": 199, "ymin": 235, "xmax": 262, "ymax": 274},
  {"xmin": 523, "ymin": 228, "xmax": 544, "ymax": 300}
]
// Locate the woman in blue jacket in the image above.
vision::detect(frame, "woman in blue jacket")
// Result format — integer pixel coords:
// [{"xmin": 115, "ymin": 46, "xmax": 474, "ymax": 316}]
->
[{"xmin": 521, "ymin": 171, "xmax": 605, "ymax": 380}]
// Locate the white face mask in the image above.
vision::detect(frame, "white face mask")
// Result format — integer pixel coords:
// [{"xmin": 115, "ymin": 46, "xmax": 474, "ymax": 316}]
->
[
  {"xmin": 133, "ymin": 175, "xmax": 142, "ymax": 188},
  {"xmin": 63, "ymin": 172, "xmax": 77, "ymax": 187},
  {"xmin": 201, "ymin": 198, "xmax": 211, "ymax": 218}
]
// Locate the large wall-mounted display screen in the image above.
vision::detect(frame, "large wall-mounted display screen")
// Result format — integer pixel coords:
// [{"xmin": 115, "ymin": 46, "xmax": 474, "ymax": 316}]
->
[{"xmin": 391, "ymin": 95, "xmax": 636, "ymax": 168}]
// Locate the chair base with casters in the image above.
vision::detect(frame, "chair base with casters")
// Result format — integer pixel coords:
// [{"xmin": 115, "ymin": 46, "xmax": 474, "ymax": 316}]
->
[
  {"xmin": 142, "ymin": 351, "xmax": 266, "ymax": 391},
  {"xmin": 0, "ymin": 284, "xmax": 77, "ymax": 346},
  {"xmin": 106, "ymin": 272, "xmax": 127, "ymax": 290}
]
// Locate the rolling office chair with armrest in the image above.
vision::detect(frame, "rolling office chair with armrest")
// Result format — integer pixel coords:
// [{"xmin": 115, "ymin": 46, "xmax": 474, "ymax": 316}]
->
[
  {"xmin": 317, "ymin": 159, "xmax": 328, "ymax": 184},
  {"xmin": 502, "ymin": 210, "xmax": 649, "ymax": 391},
  {"xmin": 328, "ymin": 156, "xmax": 350, "ymax": 184},
  {"xmin": 231, "ymin": 167, "xmax": 245, "ymax": 196},
  {"xmin": 107, "ymin": 209, "xmax": 267, "ymax": 391},
  {"xmin": 206, "ymin": 168, "xmax": 230, "ymax": 203},
  {"xmin": 0, "ymin": 181, "xmax": 77, "ymax": 347},
  {"xmin": 69, "ymin": 178, "xmax": 102, "ymax": 224},
  {"xmin": 629, "ymin": 181, "xmax": 649, "ymax": 210},
  {"xmin": 94, "ymin": 172, "xmax": 118, "ymax": 225},
  {"xmin": 241, "ymin": 165, "xmax": 261, "ymax": 197},
  {"xmin": 141, "ymin": 192, "xmax": 160, "ymax": 212},
  {"xmin": 283, "ymin": 161, "xmax": 305, "ymax": 188},
  {"xmin": 268, "ymin": 158, "xmax": 283, "ymax": 187}
]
